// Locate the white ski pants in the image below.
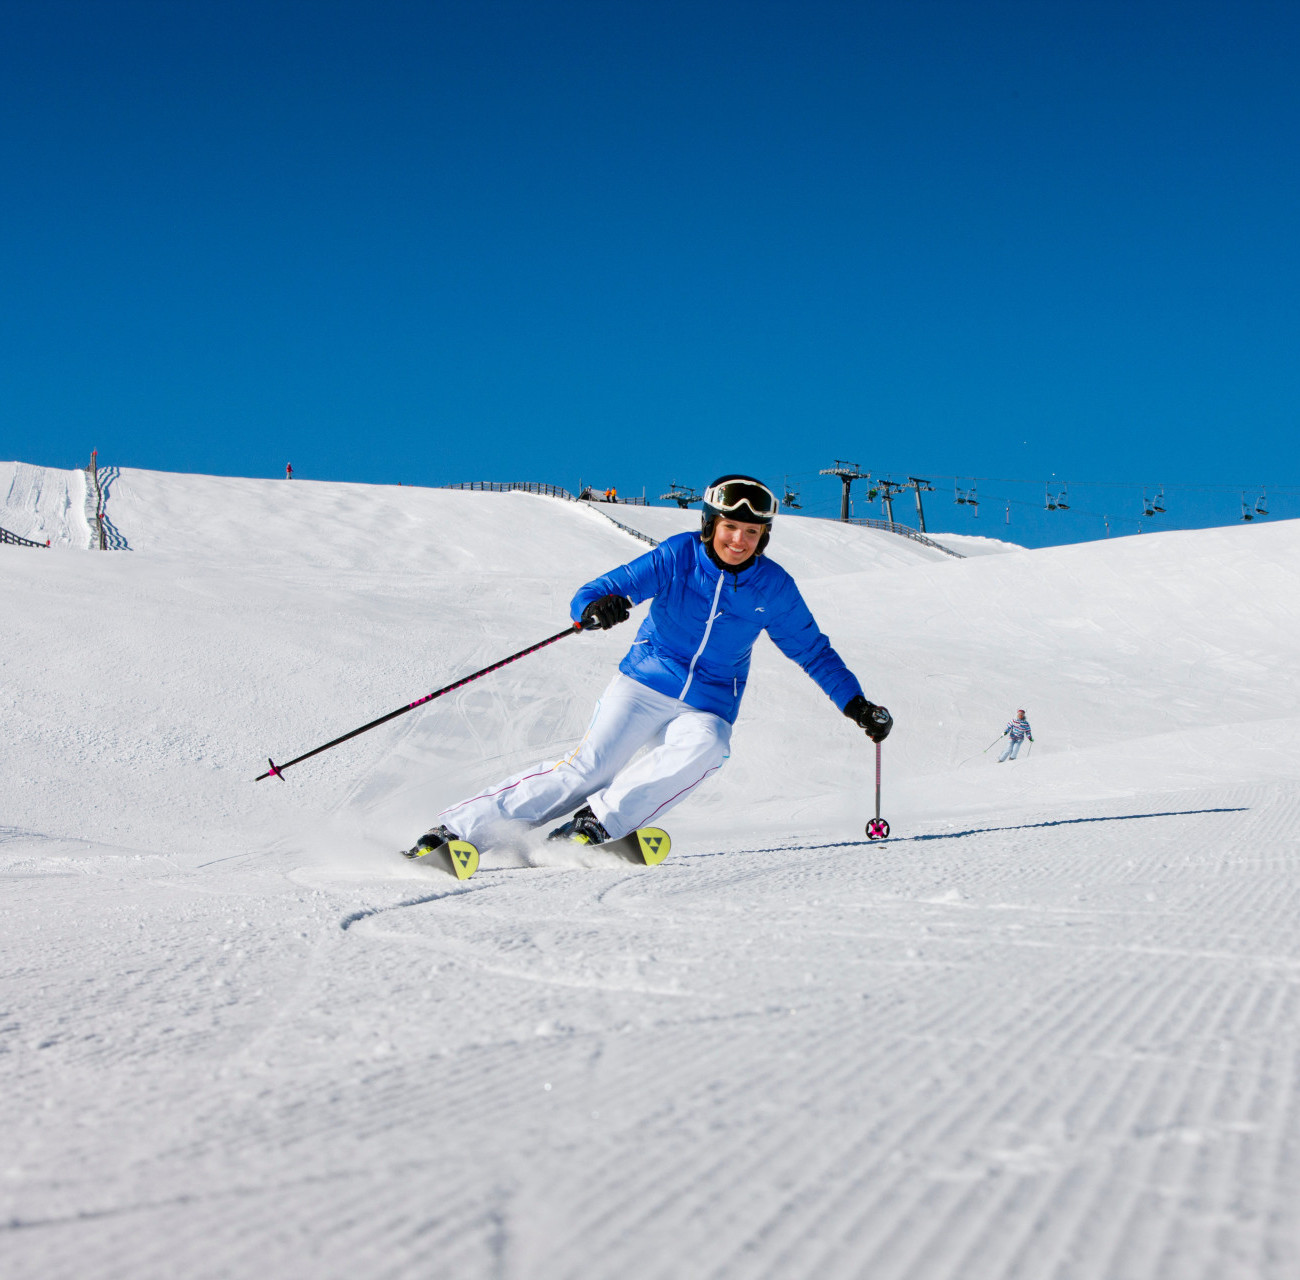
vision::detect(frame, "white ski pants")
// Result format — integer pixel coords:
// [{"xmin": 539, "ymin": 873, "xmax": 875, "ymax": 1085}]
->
[
  {"xmin": 438, "ymin": 674, "xmax": 732, "ymax": 846},
  {"xmin": 998, "ymin": 737, "xmax": 1024, "ymax": 762}
]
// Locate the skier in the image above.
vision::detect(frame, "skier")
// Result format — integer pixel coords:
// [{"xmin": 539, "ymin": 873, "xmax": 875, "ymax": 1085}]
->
[
  {"xmin": 998, "ymin": 709, "xmax": 1034, "ymax": 761},
  {"xmin": 412, "ymin": 475, "xmax": 892, "ymax": 857}
]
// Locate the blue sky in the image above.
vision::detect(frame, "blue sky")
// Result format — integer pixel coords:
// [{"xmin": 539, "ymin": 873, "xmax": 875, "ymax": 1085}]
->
[{"xmin": 2, "ymin": 0, "xmax": 1297, "ymax": 546}]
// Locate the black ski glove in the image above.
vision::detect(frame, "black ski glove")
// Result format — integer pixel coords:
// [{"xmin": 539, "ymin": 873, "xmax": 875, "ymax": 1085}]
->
[
  {"xmin": 580, "ymin": 594, "xmax": 632, "ymax": 631},
  {"xmin": 844, "ymin": 694, "xmax": 893, "ymax": 743}
]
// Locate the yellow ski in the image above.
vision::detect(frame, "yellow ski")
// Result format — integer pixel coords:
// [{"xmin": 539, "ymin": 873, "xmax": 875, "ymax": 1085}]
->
[
  {"xmin": 632, "ymin": 827, "xmax": 671, "ymax": 866},
  {"xmin": 443, "ymin": 839, "xmax": 480, "ymax": 879},
  {"xmin": 405, "ymin": 836, "xmax": 480, "ymax": 879}
]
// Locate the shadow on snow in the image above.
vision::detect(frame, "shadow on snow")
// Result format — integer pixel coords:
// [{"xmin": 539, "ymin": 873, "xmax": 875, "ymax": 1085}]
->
[
  {"xmin": 337, "ymin": 807, "xmax": 1251, "ymax": 927},
  {"xmin": 725, "ymin": 806, "xmax": 1250, "ymax": 857}
]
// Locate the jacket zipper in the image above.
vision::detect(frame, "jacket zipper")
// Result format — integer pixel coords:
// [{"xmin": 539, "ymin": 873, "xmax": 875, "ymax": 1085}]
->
[{"xmin": 680, "ymin": 570, "xmax": 725, "ymax": 702}]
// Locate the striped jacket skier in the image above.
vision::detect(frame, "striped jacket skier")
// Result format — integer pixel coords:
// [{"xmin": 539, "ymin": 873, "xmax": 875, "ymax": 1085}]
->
[{"xmin": 998, "ymin": 710, "xmax": 1033, "ymax": 762}]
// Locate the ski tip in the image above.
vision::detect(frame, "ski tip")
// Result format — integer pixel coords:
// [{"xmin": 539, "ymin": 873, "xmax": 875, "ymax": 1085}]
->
[
  {"xmin": 446, "ymin": 840, "xmax": 480, "ymax": 879},
  {"xmin": 403, "ymin": 838, "xmax": 479, "ymax": 878},
  {"xmin": 635, "ymin": 827, "xmax": 671, "ymax": 866}
]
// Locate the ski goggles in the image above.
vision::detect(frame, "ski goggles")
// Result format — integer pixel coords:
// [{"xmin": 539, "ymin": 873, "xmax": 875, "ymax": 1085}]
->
[{"xmin": 703, "ymin": 479, "xmax": 779, "ymax": 520}]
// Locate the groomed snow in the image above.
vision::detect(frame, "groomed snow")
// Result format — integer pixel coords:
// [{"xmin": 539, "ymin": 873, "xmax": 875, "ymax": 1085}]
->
[{"xmin": 3, "ymin": 464, "xmax": 1299, "ymax": 1279}]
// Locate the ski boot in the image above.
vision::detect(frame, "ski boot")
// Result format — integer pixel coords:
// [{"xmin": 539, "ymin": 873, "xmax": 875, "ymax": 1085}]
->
[
  {"xmin": 403, "ymin": 825, "xmax": 480, "ymax": 879},
  {"xmin": 547, "ymin": 805, "xmax": 611, "ymax": 846},
  {"xmin": 548, "ymin": 807, "xmax": 672, "ymax": 866},
  {"xmin": 403, "ymin": 825, "xmax": 458, "ymax": 859}
]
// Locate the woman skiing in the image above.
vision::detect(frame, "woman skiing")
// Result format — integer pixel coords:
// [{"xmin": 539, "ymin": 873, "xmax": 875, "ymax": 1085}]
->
[
  {"xmin": 998, "ymin": 709, "xmax": 1034, "ymax": 761},
  {"xmin": 411, "ymin": 475, "xmax": 892, "ymax": 858}
]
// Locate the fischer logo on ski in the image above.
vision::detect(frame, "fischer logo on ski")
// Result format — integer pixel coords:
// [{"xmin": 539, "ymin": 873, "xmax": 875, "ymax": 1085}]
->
[{"xmin": 633, "ymin": 828, "xmax": 671, "ymax": 866}]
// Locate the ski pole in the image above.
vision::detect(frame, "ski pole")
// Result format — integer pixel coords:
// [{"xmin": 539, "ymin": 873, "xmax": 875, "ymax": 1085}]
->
[
  {"xmin": 958, "ymin": 733, "xmax": 1005, "ymax": 767},
  {"xmin": 957, "ymin": 733, "xmax": 1006, "ymax": 767},
  {"xmin": 256, "ymin": 622, "xmax": 582, "ymax": 781},
  {"xmin": 866, "ymin": 740, "xmax": 890, "ymax": 839},
  {"xmin": 875, "ymin": 741, "xmax": 882, "ymax": 819}
]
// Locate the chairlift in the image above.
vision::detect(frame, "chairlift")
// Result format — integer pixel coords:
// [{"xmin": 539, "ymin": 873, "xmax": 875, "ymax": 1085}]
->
[
  {"xmin": 1141, "ymin": 490, "xmax": 1156, "ymax": 518},
  {"xmin": 1152, "ymin": 487, "xmax": 1165, "ymax": 514},
  {"xmin": 1055, "ymin": 484, "xmax": 1070, "ymax": 511},
  {"xmin": 1255, "ymin": 488, "xmax": 1268, "ymax": 517},
  {"xmin": 1241, "ymin": 493, "xmax": 1255, "ymax": 522},
  {"xmin": 1044, "ymin": 486, "xmax": 1057, "ymax": 512},
  {"xmin": 966, "ymin": 481, "xmax": 979, "ymax": 513},
  {"xmin": 954, "ymin": 480, "xmax": 966, "ymax": 505}
]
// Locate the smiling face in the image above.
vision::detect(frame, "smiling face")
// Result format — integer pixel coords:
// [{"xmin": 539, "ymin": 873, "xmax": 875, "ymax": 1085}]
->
[{"xmin": 712, "ymin": 517, "xmax": 764, "ymax": 565}]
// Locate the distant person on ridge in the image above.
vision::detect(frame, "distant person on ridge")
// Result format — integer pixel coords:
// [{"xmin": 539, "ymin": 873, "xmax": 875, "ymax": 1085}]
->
[
  {"xmin": 998, "ymin": 709, "xmax": 1033, "ymax": 761},
  {"xmin": 285, "ymin": 463, "xmax": 293, "ymax": 479},
  {"xmin": 410, "ymin": 475, "xmax": 892, "ymax": 859}
]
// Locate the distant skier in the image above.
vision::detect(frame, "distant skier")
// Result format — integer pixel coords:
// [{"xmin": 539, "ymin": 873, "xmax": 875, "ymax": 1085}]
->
[
  {"xmin": 998, "ymin": 710, "xmax": 1034, "ymax": 761},
  {"xmin": 285, "ymin": 463, "xmax": 293, "ymax": 479},
  {"xmin": 412, "ymin": 475, "xmax": 892, "ymax": 856}
]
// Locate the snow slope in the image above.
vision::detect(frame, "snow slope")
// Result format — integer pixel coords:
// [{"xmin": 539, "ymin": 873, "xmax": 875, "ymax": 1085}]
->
[
  {"xmin": 577, "ymin": 497, "xmax": 1020, "ymax": 567},
  {"xmin": 3, "ymin": 465, "xmax": 1299, "ymax": 1279},
  {"xmin": 0, "ymin": 461, "xmax": 89, "ymax": 547}
]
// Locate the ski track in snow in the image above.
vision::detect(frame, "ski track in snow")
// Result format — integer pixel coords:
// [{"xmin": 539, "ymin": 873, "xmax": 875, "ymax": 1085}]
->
[{"xmin": 3, "ymin": 466, "xmax": 1300, "ymax": 1279}]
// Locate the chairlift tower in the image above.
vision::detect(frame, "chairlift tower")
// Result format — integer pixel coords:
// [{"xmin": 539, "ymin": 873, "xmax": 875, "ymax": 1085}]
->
[
  {"xmin": 659, "ymin": 481, "xmax": 700, "ymax": 509},
  {"xmin": 907, "ymin": 477, "xmax": 935, "ymax": 532},
  {"xmin": 875, "ymin": 478, "xmax": 905, "ymax": 524},
  {"xmin": 820, "ymin": 460, "xmax": 870, "ymax": 522}
]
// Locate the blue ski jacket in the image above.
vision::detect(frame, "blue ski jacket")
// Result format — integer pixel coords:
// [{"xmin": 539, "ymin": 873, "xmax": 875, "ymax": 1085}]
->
[{"xmin": 571, "ymin": 532, "xmax": 863, "ymax": 724}]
